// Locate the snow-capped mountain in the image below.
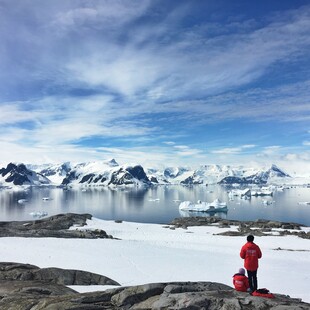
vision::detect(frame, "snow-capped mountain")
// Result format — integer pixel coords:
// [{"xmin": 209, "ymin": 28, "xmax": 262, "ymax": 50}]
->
[
  {"xmin": 0, "ymin": 163, "xmax": 51, "ymax": 186},
  {"xmin": 146, "ymin": 164, "xmax": 274, "ymax": 186},
  {"xmin": 58, "ymin": 159, "xmax": 150, "ymax": 187},
  {"xmin": 33, "ymin": 162, "xmax": 72, "ymax": 184},
  {"xmin": 218, "ymin": 164, "xmax": 290, "ymax": 185},
  {"xmin": 0, "ymin": 160, "xmax": 291, "ymax": 187}
]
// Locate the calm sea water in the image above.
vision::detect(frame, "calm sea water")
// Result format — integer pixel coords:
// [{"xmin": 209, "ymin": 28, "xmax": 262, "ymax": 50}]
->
[{"xmin": 0, "ymin": 185, "xmax": 310, "ymax": 226}]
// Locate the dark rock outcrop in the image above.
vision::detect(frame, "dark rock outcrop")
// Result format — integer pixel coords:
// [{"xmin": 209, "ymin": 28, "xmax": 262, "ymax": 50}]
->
[
  {"xmin": 108, "ymin": 165, "xmax": 150, "ymax": 186},
  {"xmin": 218, "ymin": 165, "xmax": 290, "ymax": 185},
  {"xmin": 180, "ymin": 175, "xmax": 203, "ymax": 185},
  {"xmin": 0, "ymin": 163, "xmax": 50, "ymax": 186},
  {"xmin": 0, "ymin": 262, "xmax": 120, "ymax": 286},
  {"xmin": 218, "ymin": 176, "xmax": 252, "ymax": 185},
  {"xmin": 0, "ymin": 213, "xmax": 114, "ymax": 239},
  {"xmin": 61, "ymin": 170, "xmax": 79, "ymax": 185},
  {"xmin": 170, "ymin": 217, "xmax": 310, "ymax": 239},
  {"xmin": 0, "ymin": 215, "xmax": 309, "ymax": 308},
  {"xmin": 79, "ymin": 173, "xmax": 107, "ymax": 184},
  {"xmin": 0, "ymin": 275, "xmax": 308, "ymax": 310}
]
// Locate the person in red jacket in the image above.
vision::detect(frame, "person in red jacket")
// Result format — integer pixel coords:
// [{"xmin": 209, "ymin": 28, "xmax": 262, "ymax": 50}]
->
[
  {"xmin": 240, "ymin": 235, "xmax": 262, "ymax": 292},
  {"xmin": 233, "ymin": 268, "xmax": 250, "ymax": 292}
]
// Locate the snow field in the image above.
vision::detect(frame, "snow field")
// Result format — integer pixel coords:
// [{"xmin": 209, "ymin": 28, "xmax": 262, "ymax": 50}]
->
[{"xmin": 0, "ymin": 218, "xmax": 309, "ymax": 302}]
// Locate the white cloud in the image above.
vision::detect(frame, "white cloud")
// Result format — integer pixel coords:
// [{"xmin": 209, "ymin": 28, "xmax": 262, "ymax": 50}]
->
[
  {"xmin": 0, "ymin": 2, "xmax": 309, "ymax": 171},
  {"xmin": 262, "ymin": 146, "xmax": 281, "ymax": 155},
  {"xmin": 0, "ymin": 103, "xmax": 41, "ymax": 125},
  {"xmin": 96, "ymin": 146, "xmax": 203, "ymax": 168},
  {"xmin": 53, "ymin": 0, "xmax": 151, "ymax": 30},
  {"xmin": 242, "ymin": 144, "xmax": 256, "ymax": 149},
  {"xmin": 211, "ymin": 147, "xmax": 242, "ymax": 155},
  {"xmin": 211, "ymin": 144, "xmax": 256, "ymax": 155},
  {"xmin": 173, "ymin": 145, "xmax": 189, "ymax": 150},
  {"xmin": 63, "ymin": 4, "xmax": 310, "ymax": 102}
]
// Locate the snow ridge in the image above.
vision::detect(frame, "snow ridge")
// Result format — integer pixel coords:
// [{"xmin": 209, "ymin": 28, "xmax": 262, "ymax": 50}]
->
[{"xmin": 0, "ymin": 160, "xmax": 293, "ymax": 187}]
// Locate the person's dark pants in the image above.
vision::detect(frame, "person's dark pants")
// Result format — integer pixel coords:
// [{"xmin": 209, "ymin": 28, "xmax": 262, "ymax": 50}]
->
[{"xmin": 247, "ymin": 270, "xmax": 258, "ymax": 291}]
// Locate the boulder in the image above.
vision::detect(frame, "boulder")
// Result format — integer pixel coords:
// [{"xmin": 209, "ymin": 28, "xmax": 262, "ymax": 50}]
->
[
  {"xmin": 0, "ymin": 275, "xmax": 308, "ymax": 310},
  {"xmin": 0, "ymin": 262, "xmax": 120, "ymax": 286},
  {"xmin": 0, "ymin": 213, "xmax": 114, "ymax": 239}
]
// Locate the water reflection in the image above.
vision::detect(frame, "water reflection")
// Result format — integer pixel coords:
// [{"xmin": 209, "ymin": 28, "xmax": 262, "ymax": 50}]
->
[
  {"xmin": 0, "ymin": 185, "xmax": 309, "ymax": 225},
  {"xmin": 179, "ymin": 210, "xmax": 228, "ymax": 219}
]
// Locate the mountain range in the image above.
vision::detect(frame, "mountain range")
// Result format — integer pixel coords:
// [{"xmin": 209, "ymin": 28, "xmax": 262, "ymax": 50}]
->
[{"xmin": 0, "ymin": 160, "xmax": 291, "ymax": 188}]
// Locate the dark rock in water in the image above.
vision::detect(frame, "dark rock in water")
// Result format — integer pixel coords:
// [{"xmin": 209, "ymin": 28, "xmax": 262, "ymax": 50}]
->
[
  {"xmin": 0, "ymin": 213, "xmax": 114, "ymax": 239},
  {"xmin": 0, "ymin": 275, "xmax": 308, "ymax": 310}
]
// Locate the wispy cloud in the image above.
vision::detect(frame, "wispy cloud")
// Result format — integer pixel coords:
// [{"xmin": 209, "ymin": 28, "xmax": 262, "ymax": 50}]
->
[
  {"xmin": 62, "ymin": 4, "xmax": 310, "ymax": 102},
  {"xmin": 211, "ymin": 144, "xmax": 256, "ymax": 155},
  {"xmin": 0, "ymin": 1, "xmax": 309, "ymax": 169}
]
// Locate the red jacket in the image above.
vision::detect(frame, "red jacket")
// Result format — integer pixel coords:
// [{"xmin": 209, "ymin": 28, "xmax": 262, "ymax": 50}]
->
[
  {"xmin": 240, "ymin": 241, "xmax": 262, "ymax": 271},
  {"xmin": 233, "ymin": 273, "xmax": 249, "ymax": 292}
]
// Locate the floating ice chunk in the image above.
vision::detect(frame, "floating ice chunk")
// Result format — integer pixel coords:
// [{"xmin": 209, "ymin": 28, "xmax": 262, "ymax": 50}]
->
[
  {"xmin": 149, "ymin": 198, "xmax": 160, "ymax": 202},
  {"xmin": 262, "ymin": 200, "xmax": 273, "ymax": 205},
  {"xmin": 179, "ymin": 199, "xmax": 228, "ymax": 213},
  {"xmin": 17, "ymin": 199, "xmax": 28, "ymax": 204},
  {"xmin": 30, "ymin": 211, "xmax": 48, "ymax": 218}
]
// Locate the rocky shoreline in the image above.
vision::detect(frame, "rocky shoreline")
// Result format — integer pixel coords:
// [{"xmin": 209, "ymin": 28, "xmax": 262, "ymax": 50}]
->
[
  {"xmin": 1, "ymin": 213, "xmax": 309, "ymax": 239},
  {"xmin": 0, "ymin": 213, "xmax": 114, "ymax": 239},
  {"xmin": 169, "ymin": 216, "xmax": 310, "ymax": 239},
  {"xmin": 0, "ymin": 263, "xmax": 309, "ymax": 309},
  {"xmin": 1, "ymin": 213, "xmax": 310, "ymax": 309}
]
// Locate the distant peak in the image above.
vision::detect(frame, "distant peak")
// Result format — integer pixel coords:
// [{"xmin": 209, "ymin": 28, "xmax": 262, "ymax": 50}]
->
[
  {"xmin": 105, "ymin": 158, "xmax": 119, "ymax": 167},
  {"xmin": 269, "ymin": 164, "xmax": 290, "ymax": 177}
]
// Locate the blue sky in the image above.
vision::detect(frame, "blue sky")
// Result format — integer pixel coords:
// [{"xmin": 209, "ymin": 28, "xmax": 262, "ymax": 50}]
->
[{"xmin": 0, "ymin": 0, "xmax": 309, "ymax": 174}]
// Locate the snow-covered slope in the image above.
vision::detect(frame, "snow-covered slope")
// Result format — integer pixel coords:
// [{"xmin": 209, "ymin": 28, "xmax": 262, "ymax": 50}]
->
[
  {"xmin": 59, "ymin": 159, "xmax": 151, "ymax": 187},
  {"xmin": 218, "ymin": 164, "xmax": 291, "ymax": 185},
  {"xmin": 31, "ymin": 162, "xmax": 72, "ymax": 184},
  {"xmin": 146, "ymin": 164, "xmax": 291, "ymax": 186}
]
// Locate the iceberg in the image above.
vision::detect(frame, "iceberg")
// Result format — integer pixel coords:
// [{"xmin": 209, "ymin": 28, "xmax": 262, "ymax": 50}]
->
[
  {"xmin": 17, "ymin": 199, "xmax": 28, "ymax": 204},
  {"xmin": 262, "ymin": 199, "xmax": 273, "ymax": 205},
  {"xmin": 228, "ymin": 188, "xmax": 251, "ymax": 200},
  {"xmin": 251, "ymin": 188, "xmax": 273, "ymax": 196},
  {"xmin": 298, "ymin": 202, "xmax": 310, "ymax": 205},
  {"xmin": 29, "ymin": 211, "xmax": 48, "ymax": 218},
  {"xmin": 179, "ymin": 199, "xmax": 228, "ymax": 213}
]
